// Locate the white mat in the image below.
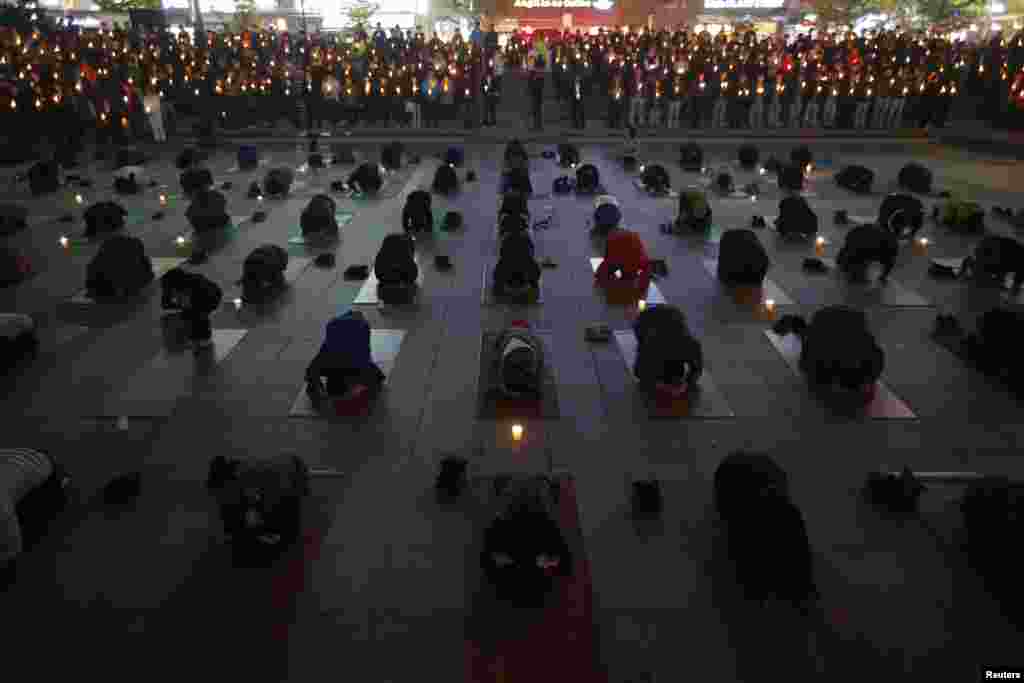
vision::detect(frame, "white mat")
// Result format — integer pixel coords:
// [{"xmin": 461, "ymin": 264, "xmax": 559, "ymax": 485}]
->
[
  {"xmin": 702, "ymin": 260, "xmax": 795, "ymax": 305},
  {"xmin": 818, "ymin": 258, "xmax": 931, "ymax": 307},
  {"xmin": 289, "ymin": 330, "xmax": 406, "ymax": 416},
  {"xmin": 354, "ymin": 259, "xmax": 424, "ymax": 305},
  {"xmin": 848, "ymin": 215, "xmax": 875, "ymax": 226},
  {"xmin": 589, "ymin": 258, "xmax": 665, "ymax": 305},
  {"xmin": 69, "ymin": 257, "xmax": 185, "ymax": 305},
  {"xmin": 631, "ymin": 178, "xmax": 679, "ymax": 198},
  {"xmin": 764, "ymin": 330, "xmax": 915, "ymax": 419}
]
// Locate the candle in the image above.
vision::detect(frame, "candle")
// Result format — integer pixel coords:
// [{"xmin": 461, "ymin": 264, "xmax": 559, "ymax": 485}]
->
[
  {"xmin": 159, "ymin": 194, "xmax": 167, "ymax": 207},
  {"xmin": 764, "ymin": 298, "xmax": 776, "ymax": 314},
  {"xmin": 759, "ymin": 167, "xmax": 765, "ymax": 175},
  {"xmin": 512, "ymin": 424, "xmax": 524, "ymax": 441},
  {"xmin": 176, "ymin": 236, "xmax": 187, "ymax": 246},
  {"xmin": 75, "ymin": 194, "xmax": 83, "ymax": 205},
  {"xmin": 233, "ymin": 297, "xmax": 243, "ymax": 309},
  {"xmin": 59, "ymin": 236, "xmax": 68, "ymax": 248},
  {"xmin": 638, "ymin": 299, "xmax": 647, "ymax": 312},
  {"xmin": 918, "ymin": 237, "xmax": 929, "ymax": 247},
  {"xmin": 257, "ymin": 195, "xmax": 264, "ymax": 203}
]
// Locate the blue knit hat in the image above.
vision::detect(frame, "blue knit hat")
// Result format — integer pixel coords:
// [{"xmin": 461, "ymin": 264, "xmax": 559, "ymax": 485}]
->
[{"xmin": 594, "ymin": 202, "xmax": 622, "ymax": 230}]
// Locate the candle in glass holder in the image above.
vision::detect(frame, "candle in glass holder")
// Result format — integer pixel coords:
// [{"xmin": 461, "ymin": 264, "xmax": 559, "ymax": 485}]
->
[
  {"xmin": 59, "ymin": 235, "xmax": 68, "ymax": 248},
  {"xmin": 176, "ymin": 235, "xmax": 187, "ymax": 247},
  {"xmin": 233, "ymin": 297, "xmax": 243, "ymax": 310},
  {"xmin": 159, "ymin": 194, "xmax": 167, "ymax": 207},
  {"xmin": 764, "ymin": 298, "xmax": 776, "ymax": 315},
  {"xmin": 638, "ymin": 299, "xmax": 647, "ymax": 312},
  {"xmin": 815, "ymin": 236, "xmax": 826, "ymax": 255},
  {"xmin": 915, "ymin": 236, "xmax": 929, "ymax": 254},
  {"xmin": 512, "ymin": 424, "xmax": 524, "ymax": 441},
  {"xmin": 257, "ymin": 195, "xmax": 264, "ymax": 204},
  {"xmin": 75, "ymin": 194, "xmax": 83, "ymax": 205}
]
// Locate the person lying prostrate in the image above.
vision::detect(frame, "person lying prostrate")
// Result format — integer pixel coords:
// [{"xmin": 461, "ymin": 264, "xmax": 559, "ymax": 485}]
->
[
  {"xmin": 595, "ymin": 226, "xmax": 651, "ymax": 293},
  {"xmin": 493, "ymin": 231, "xmax": 541, "ymax": 300},
  {"xmin": 481, "ymin": 475, "xmax": 572, "ymax": 603},
  {"xmin": 632, "ymin": 305, "xmax": 704, "ymax": 396},
  {"xmin": 504, "ymin": 138, "xmax": 528, "ymax": 170},
  {"xmin": 161, "ymin": 268, "xmax": 223, "ymax": 350},
  {"xmin": 374, "ymin": 233, "xmax": 419, "ymax": 305},
  {"xmin": 305, "ymin": 310, "xmax": 386, "ymax": 405}
]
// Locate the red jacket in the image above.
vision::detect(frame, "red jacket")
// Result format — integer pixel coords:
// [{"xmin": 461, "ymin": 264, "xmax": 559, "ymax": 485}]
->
[{"xmin": 595, "ymin": 229, "xmax": 650, "ymax": 292}]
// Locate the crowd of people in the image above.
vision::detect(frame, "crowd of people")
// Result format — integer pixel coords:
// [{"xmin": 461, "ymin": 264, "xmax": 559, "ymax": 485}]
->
[{"xmin": 4, "ymin": 12, "xmax": 1024, "ymax": 159}]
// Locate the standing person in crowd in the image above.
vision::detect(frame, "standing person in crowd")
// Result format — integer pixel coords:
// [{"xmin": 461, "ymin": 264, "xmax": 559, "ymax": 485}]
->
[
  {"xmin": 571, "ymin": 62, "xmax": 586, "ymax": 130},
  {"xmin": 608, "ymin": 63, "xmax": 626, "ymax": 130},
  {"xmin": 528, "ymin": 56, "xmax": 545, "ymax": 132},
  {"xmin": 144, "ymin": 85, "xmax": 166, "ymax": 142}
]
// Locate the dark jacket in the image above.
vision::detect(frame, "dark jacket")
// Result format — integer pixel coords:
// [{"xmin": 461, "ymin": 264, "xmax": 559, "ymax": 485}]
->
[
  {"xmin": 374, "ymin": 234, "xmax": 418, "ymax": 285},
  {"xmin": 161, "ymin": 269, "xmax": 223, "ymax": 315}
]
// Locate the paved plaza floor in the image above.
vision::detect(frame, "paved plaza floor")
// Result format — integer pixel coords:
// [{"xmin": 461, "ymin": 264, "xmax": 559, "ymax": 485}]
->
[{"xmin": 1, "ymin": 137, "xmax": 1022, "ymax": 682}]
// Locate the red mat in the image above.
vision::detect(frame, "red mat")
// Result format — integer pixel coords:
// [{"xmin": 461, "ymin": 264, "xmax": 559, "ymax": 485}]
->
[
  {"xmin": 268, "ymin": 516, "xmax": 329, "ymax": 643},
  {"xmin": 465, "ymin": 478, "xmax": 604, "ymax": 683}
]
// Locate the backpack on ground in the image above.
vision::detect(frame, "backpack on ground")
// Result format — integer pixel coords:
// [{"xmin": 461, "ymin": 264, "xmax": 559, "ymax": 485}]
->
[
  {"xmin": 445, "ymin": 147, "xmax": 464, "ymax": 167},
  {"xmin": 878, "ymin": 193, "xmax": 924, "ymax": 240},
  {"xmin": 114, "ymin": 172, "xmax": 140, "ymax": 195},
  {"xmin": 238, "ymin": 145, "xmax": 260, "ymax": 170},
  {"xmin": 575, "ymin": 164, "xmax": 600, "ymax": 194},
  {"xmin": 85, "ymin": 235, "xmax": 154, "ymax": 297},
  {"xmin": 263, "ymin": 167, "xmax": 295, "ymax": 197},
  {"xmin": 938, "ymin": 199, "xmax": 985, "ymax": 233},
  {"xmin": 84, "ymin": 201, "xmax": 127, "ymax": 237},
  {"xmin": 186, "ymin": 190, "xmax": 230, "ymax": 233},
  {"xmin": 181, "ymin": 167, "xmax": 214, "ymax": 197},
  {"xmin": 0, "ymin": 204, "xmax": 28, "ymax": 236},
  {"xmin": 557, "ymin": 144, "xmax": 580, "ymax": 168},
  {"xmin": 28, "ymin": 161, "xmax": 60, "ymax": 197},
  {"xmin": 433, "ymin": 163, "xmax": 459, "ymax": 195},
  {"xmin": 776, "ymin": 196, "xmax": 819, "ymax": 240},
  {"xmin": 403, "ymin": 190, "xmax": 433, "ymax": 234},
  {"xmin": 898, "ymin": 163, "xmax": 932, "ymax": 194},
  {"xmin": 680, "ymin": 143, "xmax": 703, "ymax": 171},
  {"xmin": 348, "ymin": 163, "xmax": 382, "ymax": 194},
  {"xmin": 718, "ymin": 229, "xmax": 770, "ymax": 287},
  {"xmin": 676, "ymin": 191, "xmax": 712, "ymax": 232},
  {"xmin": 835, "ymin": 165, "xmax": 874, "ymax": 194},
  {"xmin": 837, "ymin": 224, "xmax": 899, "ymax": 282},
  {"xmin": 300, "ymin": 195, "xmax": 339, "ymax": 238},
  {"xmin": 738, "ymin": 144, "xmax": 759, "ymax": 169},
  {"xmin": 0, "ymin": 247, "xmax": 32, "ymax": 287},
  {"xmin": 382, "ymin": 142, "xmax": 404, "ymax": 170},
  {"xmin": 641, "ymin": 164, "xmax": 671, "ymax": 194},
  {"xmin": 242, "ymin": 245, "xmax": 288, "ymax": 302}
]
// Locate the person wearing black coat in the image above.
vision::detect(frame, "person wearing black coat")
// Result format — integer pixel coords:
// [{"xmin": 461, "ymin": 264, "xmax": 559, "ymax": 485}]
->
[
  {"xmin": 161, "ymin": 268, "xmax": 223, "ymax": 349},
  {"xmin": 374, "ymin": 233, "xmax": 419, "ymax": 297},
  {"xmin": 493, "ymin": 232, "xmax": 541, "ymax": 298}
]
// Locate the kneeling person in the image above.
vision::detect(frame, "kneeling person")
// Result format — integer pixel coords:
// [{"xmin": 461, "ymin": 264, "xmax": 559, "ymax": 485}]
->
[
  {"xmin": 717, "ymin": 229, "xmax": 770, "ymax": 287},
  {"xmin": 632, "ymin": 305, "xmax": 703, "ymax": 397},
  {"xmin": 493, "ymin": 232, "xmax": 541, "ymax": 303},
  {"xmin": 161, "ymin": 268, "xmax": 223, "ymax": 350},
  {"xmin": 241, "ymin": 245, "xmax": 289, "ymax": 304},
  {"xmin": 837, "ymin": 224, "xmax": 898, "ymax": 283},
  {"xmin": 186, "ymin": 189, "xmax": 231, "ymax": 234},
  {"xmin": 374, "ymin": 233, "xmax": 419, "ymax": 304},
  {"xmin": 305, "ymin": 310, "xmax": 386, "ymax": 407},
  {"xmin": 595, "ymin": 225, "xmax": 651, "ymax": 296},
  {"xmin": 301, "ymin": 195, "xmax": 340, "ymax": 241}
]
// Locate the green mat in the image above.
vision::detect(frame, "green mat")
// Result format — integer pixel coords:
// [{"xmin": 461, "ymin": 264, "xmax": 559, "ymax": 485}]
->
[{"xmin": 288, "ymin": 212, "xmax": 355, "ymax": 244}]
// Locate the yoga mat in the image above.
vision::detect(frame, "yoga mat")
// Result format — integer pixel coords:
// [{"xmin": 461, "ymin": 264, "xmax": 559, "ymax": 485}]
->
[
  {"xmin": 354, "ymin": 259, "xmax": 424, "ymax": 305},
  {"xmin": 482, "ymin": 264, "xmax": 544, "ymax": 305},
  {"xmin": 702, "ymin": 260, "xmax": 795, "ymax": 306},
  {"xmin": 465, "ymin": 475, "xmax": 601, "ymax": 683},
  {"xmin": 476, "ymin": 332, "xmax": 560, "ymax": 419},
  {"xmin": 288, "ymin": 212, "xmax": 355, "ymax": 245},
  {"xmin": 589, "ymin": 258, "xmax": 665, "ymax": 306},
  {"xmin": 100, "ymin": 329, "xmax": 248, "ymax": 417},
  {"xmin": 848, "ymin": 215, "xmax": 875, "ymax": 226},
  {"xmin": 181, "ymin": 218, "xmax": 247, "ymax": 244},
  {"xmin": 631, "ymin": 178, "xmax": 679, "ymax": 198},
  {"xmin": 350, "ymin": 167, "xmax": 416, "ymax": 201},
  {"xmin": 817, "ymin": 258, "xmax": 931, "ymax": 307},
  {"xmin": 613, "ymin": 331, "xmax": 734, "ymax": 418},
  {"xmin": 61, "ymin": 214, "xmax": 149, "ymax": 246},
  {"xmin": 225, "ymin": 159, "xmax": 271, "ymax": 173},
  {"xmin": 764, "ymin": 330, "xmax": 916, "ymax": 419},
  {"xmin": 288, "ymin": 330, "xmax": 406, "ymax": 417},
  {"xmin": 68, "ymin": 257, "xmax": 186, "ymax": 305},
  {"xmin": 225, "ymin": 258, "xmax": 313, "ymax": 308}
]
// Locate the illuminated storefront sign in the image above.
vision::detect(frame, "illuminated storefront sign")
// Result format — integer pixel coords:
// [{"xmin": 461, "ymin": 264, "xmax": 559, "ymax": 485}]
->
[
  {"xmin": 513, "ymin": 0, "xmax": 614, "ymax": 8},
  {"xmin": 704, "ymin": 0, "xmax": 784, "ymax": 8}
]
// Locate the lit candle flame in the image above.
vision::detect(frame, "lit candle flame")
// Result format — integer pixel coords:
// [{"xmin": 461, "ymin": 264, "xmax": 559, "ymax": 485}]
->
[{"xmin": 512, "ymin": 424, "xmax": 524, "ymax": 441}]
